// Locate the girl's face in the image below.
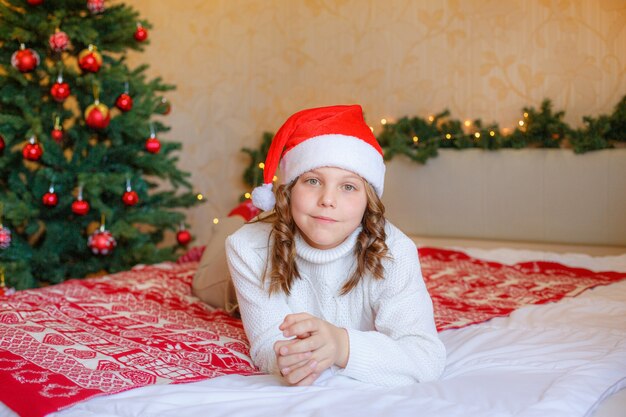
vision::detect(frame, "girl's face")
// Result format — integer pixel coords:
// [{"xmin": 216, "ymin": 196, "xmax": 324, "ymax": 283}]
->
[{"xmin": 290, "ymin": 167, "xmax": 368, "ymax": 250}]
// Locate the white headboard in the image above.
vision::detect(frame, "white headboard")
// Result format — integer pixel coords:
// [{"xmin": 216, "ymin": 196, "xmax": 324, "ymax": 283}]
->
[{"xmin": 382, "ymin": 148, "xmax": 626, "ymax": 250}]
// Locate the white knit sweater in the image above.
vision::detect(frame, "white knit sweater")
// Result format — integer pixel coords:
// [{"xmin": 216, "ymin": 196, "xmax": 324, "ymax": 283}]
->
[{"xmin": 225, "ymin": 220, "xmax": 446, "ymax": 387}]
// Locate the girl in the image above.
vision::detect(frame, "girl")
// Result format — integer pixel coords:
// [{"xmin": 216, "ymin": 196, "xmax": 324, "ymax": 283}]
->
[{"xmin": 226, "ymin": 105, "xmax": 445, "ymax": 387}]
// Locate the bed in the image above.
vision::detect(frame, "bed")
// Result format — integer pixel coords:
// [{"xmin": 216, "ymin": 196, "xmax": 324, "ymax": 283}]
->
[{"xmin": 1, "ymin": 150, "xmax": 626, "ymax": 417}]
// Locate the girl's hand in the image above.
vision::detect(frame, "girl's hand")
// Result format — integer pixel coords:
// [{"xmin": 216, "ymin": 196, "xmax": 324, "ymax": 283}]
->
[
  {"xmin": 274, "ymin": 313, "xmax": 349, "ymax": 386},
  {"xmin": 274, "ymin": 338, "xmax": 318, "ymax": 386}
]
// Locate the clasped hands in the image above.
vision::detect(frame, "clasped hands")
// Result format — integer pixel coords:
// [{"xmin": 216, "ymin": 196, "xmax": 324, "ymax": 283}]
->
[{"xmin": 273, "ymin": 312, "xmax": 349, "ymax": 386}]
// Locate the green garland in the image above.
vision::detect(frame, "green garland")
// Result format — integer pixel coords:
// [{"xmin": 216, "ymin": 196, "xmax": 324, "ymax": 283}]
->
[{"xmin": 240, "ymin": 96, "xmax": 626, "ymax": 196}]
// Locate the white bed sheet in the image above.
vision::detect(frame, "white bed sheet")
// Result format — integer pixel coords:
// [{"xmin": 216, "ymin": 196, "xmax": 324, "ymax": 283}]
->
[{"xmin": 3, "ymin": 248, "xmax": 625, "ymax": 417}]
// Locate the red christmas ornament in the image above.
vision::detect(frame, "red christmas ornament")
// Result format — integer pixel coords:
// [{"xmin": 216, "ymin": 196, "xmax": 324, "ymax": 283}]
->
[
  {"xmin": 115, "ymin": 93, "xmax": 133, "ymax": 112},
  {"xmin": 11, "ymin": 44, "xmax": 40, "ymax": 73},
  {"xmin": 27, "ymin": 0, "xmax": 44, "ymax": 5},
  {"xmin": 50, "ymin": 81, "xmax": 70, "ymax": 102},
  {"xmin": 78, "ymin": 45, "xmax": 103, "ymax": 73},
  {"xmin": 50, "ymin": 74, "xmax": 71, "ymax": 102},
  {"xmin": 22, "ymin": 136, "xmax": 43, "ymax": 161},
  {"xmin": 0, "ymin": 225, "xmax": 11, "ymax": 249},
  {"xmin": 176, "ymin": 229, "xmax": 192, "ymax": 246},
  {"xmin": 145, "ymin": 135, "xmax": 161, "ymax": 153},
  {"xmin": 0, "ymin": 285, "xmax": 16, "ymax": 297},
  {"xmin": 88, "ymin": 227, "xmax": 116, "ymax": 255},
  {"xmin": 85, "ymin": 100, "xmax": 110, "ymax": 129},
  {"xmin": 122, "ymin": 180, "xmax": 139, "ymax": 206},
  {"xmin": 51, "ymin": 116, "xmax": 64, "ymax": 142},
  {"xmin": 49, "ymin": 30, "xmax": 70, "ymax": 52},
  {"xmin": 71, "ymin": 200, "xmax": 90, "ymax": 215},
  {"xmin": 42, "ymin": 185, "xmax": 58, "ymax": 207},
  {"xmin": 72, "ymin": 186, "xmax": 90, "ymax": 215},
  {"xmin": 158, "ymin": 97, "xmax": 171, "ymax": 115},
  {"xmin": 0, "ymin": 135, "xmax": 5, "ymax": 154},
  {"xmin": 87, "ymin": 0, "xmax": 105, "ymax": 14},
  {"xmin": 122, "ymin": 190, "xmax": 139, "ymax": 206},
  {"xmin": 51, "ymin": 127, "xmax": 63, "ymax": 142},
  {"xmin": 134, "ymin": 23, "xmax": 148, "ymax": 42}
]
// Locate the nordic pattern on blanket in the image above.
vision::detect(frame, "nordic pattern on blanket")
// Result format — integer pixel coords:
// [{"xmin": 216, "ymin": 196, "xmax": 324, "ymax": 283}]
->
[
  {"xmin": 418, "ymin": 247, "xmax": 626, "ymax": 330},
  {"xmin": 0, "ymin": 262, "xmax": 257, "ymax": 417}
]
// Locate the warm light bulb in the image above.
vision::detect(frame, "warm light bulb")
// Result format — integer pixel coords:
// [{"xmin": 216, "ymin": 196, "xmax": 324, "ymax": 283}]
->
[
  {"xmin": 273, "ymin": 176, "xmax": 278, "ymax": 182},
  {"xmin": 523, "ymin": 112, "xmax": 529, "ymax": 118},
  {"xmin": 258, "ymin": 162, "xmax": 265, "ymax": 169},
  {"xmin": 518, "ymin": 120, "xmax": 525, "ymax": 127},
  {"xmin": 464, "ymin": 120, "xmax": 471, "ymax": 127},
  {"xmin": 381, "ymin": 118, "xmax": 387, "ymax": 125},
  {"xmin": 196, "ymin": 193, "xmax": 204, "ymax": 201},
  {"xmin": 428, "ymin": 115, "xmax": 435, "ymax": 122},
  {"xmin": 445, "ymin": 133, "xmax": 452, "ymax": 139},
  {"xmin": 412, "ymin": 136, "xmax": 419, "ymax": 143},
  {"xmin": 244, "ymin": 192, "xmax": 251, "ymax": 199},
  {"xmin": 369, "ymin": 126, "xmax": 374, "ymax": 132},
  {"xmin": 474, "ymin": 132, "xmax": 481, "ymax": 138},
  {"xmin": 213, "ymin": 218, "xmax": 219, "ymax": 224},
  {"xmin": 489, "ymin": 131, "xmax": 495, "ymax": 137}
]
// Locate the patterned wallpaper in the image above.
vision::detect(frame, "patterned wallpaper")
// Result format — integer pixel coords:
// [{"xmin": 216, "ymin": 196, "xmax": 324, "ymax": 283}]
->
[{"xmin": 125, "ymin": 0, "xmax": 626, "ymax": 244}]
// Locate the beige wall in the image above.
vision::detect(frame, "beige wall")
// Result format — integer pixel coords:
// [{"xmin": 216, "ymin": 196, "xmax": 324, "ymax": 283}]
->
[{"xmin": 125, "ymin": 0, "xmax": 626, "ymax": 244}]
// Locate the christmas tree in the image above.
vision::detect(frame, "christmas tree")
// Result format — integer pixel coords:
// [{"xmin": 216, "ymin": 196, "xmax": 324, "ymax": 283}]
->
[{"xmin": 0, "ymin": 0, "xmax": 202, "ymax": 290}]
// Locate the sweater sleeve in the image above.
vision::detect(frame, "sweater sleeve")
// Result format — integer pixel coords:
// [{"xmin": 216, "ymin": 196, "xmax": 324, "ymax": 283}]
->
[
  {"xmin": 225, "ymin": 227, "xmax": 291, "ymax": 375},
  {"xmin": 336, "ymin": 236, "xmax": 446, "ymax": 386}
]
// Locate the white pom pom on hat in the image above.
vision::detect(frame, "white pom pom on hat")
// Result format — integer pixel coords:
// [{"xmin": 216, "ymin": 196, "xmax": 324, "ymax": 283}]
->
[
  {"xmin": 250, "ymin": 183, "xmax": 275, "ymax": 212},
  {"xmin": 251, "ymin": 104, "xmax": 386, "ymax": 211}
]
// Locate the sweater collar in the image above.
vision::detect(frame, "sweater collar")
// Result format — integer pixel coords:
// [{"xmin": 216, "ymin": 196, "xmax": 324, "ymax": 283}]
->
[{"xmin": 295, "ymin": 225, "xmax": 362, "ymax": 264}]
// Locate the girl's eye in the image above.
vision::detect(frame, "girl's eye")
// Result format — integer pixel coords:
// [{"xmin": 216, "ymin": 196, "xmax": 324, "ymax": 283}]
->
[
  {"xmin": 305, "ymin": 178, "xmax": 319, "ymax": 185},
  {"xmin": 342, "ymin": 184, "xmax": 356, "ymax": 191}
]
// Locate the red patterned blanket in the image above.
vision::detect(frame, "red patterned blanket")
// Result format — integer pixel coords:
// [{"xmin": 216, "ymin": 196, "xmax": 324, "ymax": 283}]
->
[
  {"xmin": 0, "ymin": 262, "xmax": 257, "ymax": 417},
  {"xmin": 1, "ymin": 247, "xmax": 626, "ymax": 417}
]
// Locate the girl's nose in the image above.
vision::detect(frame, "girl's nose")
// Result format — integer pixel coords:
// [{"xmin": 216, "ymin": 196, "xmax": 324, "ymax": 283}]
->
[{"xmin": 319, "ymin": 187, "xmax": 337, "ymax": 208}]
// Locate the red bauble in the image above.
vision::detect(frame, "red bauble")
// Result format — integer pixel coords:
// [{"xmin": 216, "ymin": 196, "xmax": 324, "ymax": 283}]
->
[
  {"xmin": 145, "ymin": 137, "xmax": 161, "ymax": 153},
  {"xmin": 11, "ymin": 45, "xmax": 40, "ymax": 73},
  {"xmin": 49, "ymin": 31, "xmax": 70, "ymax": 52},
  {"xmin": 176, "ymin": 230, "xmax": 192, "ymax": 246},
  {"xmin": 0, "ymin": 286, "xmax": 16, "ymax": 297},
  {"xmin": 84, "ymin": 101, "xmax": 110, "ymax": 129},
  {"xmin": 71, "ymin": 199, "xmax": 90, "ymax": 216},
  {"xmin": 0, "ymin": 226, "xmax": 11, "ymax": 249},
  {"xmin": 88, "ymin": 230, "xmax": 116, "ymax": 255},
  {"xmin": 134, "ymin": 25, "xmax": 148, "ymax": 42},
  {"xmin": 159, "ymin": 98, "xmax": 171, "ymax": 115},
  {"xmin": 122, "ymin": 190, "xmax": 139, "ymax": 206},
  {"xmin": 115, "ymin": 93, "xmax": 133, "ymax": 112},
  {"xmin": 78, "ymin": 46, "xmax": 103, "ymax": 73},
  {"xmin": 22, "ymin": 140, "xmax": 43, "ymax": 161},
  {"xmin": 0, "ymin": 135, "xmax": 5, "ymax": 154},
  {"xmin": 51, "ymin": 127, "xmax": 64, "ymax": 142},
  {"xmin": 27, "ymin": 0, "xmax": 44, "ymax": 5},
  {"xmin": 50, "ymin": 81, "xmax": 70, "ymax": 102},
  {"xmin": 42, "ymin": 191, "xmax": 58, "ymax": 207},
  {"xmin": 87, "ymin": 0, "xmax": 105, "ymax": 14}
]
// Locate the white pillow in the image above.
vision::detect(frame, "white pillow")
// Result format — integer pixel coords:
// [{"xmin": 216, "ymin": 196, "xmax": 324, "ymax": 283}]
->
[{"xmin": 191, "ymin": 216, "xmax": 245, "ymax": 314}]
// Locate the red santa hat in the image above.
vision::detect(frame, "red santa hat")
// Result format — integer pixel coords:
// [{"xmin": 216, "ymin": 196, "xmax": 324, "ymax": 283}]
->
[{"xmin": 251, "ymin": 104, "xmax": 385, "ymax": 211}]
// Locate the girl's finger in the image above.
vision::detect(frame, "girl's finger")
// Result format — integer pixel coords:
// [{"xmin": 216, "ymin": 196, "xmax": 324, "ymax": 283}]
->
[
  {"xmin": 279, "ymin": 334, "xmax": 322, "ymax": 356},
  {"xmin": 277, "ymin": 350, "xmax": 312, "ymax": 368},
  {"xmin": 283, "ymin": 318, "xmax": 318, "ymax": 338},
  {"xmin": 295, "ymin": 371, "xmax": 319, "ymax": 387},
  {"xmin": 284, "ymin": 359, "xmax": 317, "ymax": 385},
  {"xmin": 279, "ymin": 312, "xmax": 312, "ymax": 330}
]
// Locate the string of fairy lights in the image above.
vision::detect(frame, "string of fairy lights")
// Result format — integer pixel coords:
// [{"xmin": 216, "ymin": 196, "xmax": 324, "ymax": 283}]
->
[{"xmin": 233, "ymin": 110, "xmax": 534, "ymax": 203}]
